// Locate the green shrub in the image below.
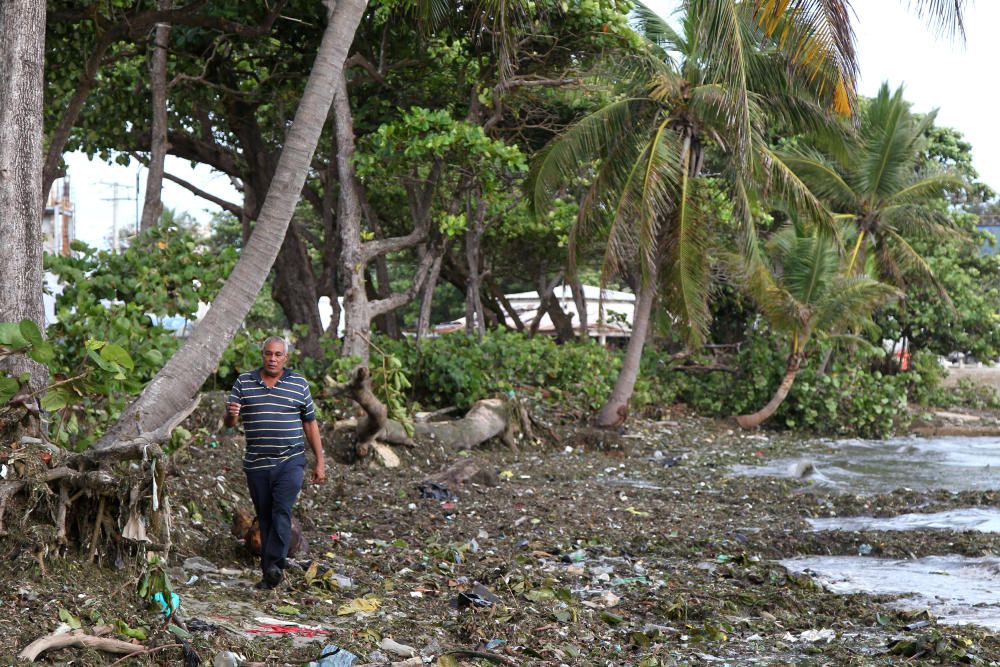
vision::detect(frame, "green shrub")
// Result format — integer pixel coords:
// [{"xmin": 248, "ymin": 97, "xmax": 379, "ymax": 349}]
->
[
  {"xmin": 641, "ymin": 335, "xmax": 913, "ymax": 438},
  {"xmin": 376, "ymin": 330, "xmax": 621, "ymax": 410},
  {"xmin": 927, "ymin": 377, "xmax": 1000, "ymax": 410}
]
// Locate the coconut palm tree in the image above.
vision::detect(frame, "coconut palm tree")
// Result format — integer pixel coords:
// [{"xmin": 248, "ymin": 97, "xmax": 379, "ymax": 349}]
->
[
  {"xmin": 734, "ymin": 224, "xmax": 899, "ymax": 428},
  {"xmin": 532, "ymin": 0, "xmax": 838, "ymax": 427},
  {"xmin": 779, "ymin": 83, "xmax": 963, "ymax": 290}
]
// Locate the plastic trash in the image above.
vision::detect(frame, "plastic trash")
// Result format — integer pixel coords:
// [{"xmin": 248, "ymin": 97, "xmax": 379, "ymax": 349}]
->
[
  {"xmin": 153, "ymin": 591, "xmax": 181, "ymax": 614},
  {"xmin": 858, "ymin": 543, "xmax": 873, "ymax": 556},
  {"xmin": 311, "ymin": 644, "xmax": 358, "ymax": 667},
  {"xmin": 417, "ymin": 481, "xmax": 454, "ymax": 501},
  {"xmin": 212, "ymin": 651, "xmax": 242, "ymax": 667},
  {"xmin": 453, "ymin": 582, "xmax": 501, "ymax": 609},
  {"xmin": 379, "ymin": 637, "xmax": 417, "ymax": 658}
]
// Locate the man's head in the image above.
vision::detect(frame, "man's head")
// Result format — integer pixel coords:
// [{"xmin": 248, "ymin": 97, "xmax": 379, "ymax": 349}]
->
[{"xmin": 260, "ymin": 336, "xmax": 289, "ymax": 378}]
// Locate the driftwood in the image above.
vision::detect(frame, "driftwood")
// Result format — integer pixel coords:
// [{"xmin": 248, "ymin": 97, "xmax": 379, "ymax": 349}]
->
[
  {"xmin": 19, "ymin": 629, "xmax": 144, "ymax": 662},
  {"xmin": 414, "ymin": 398, "xmax": 518, "ymax": 450}
]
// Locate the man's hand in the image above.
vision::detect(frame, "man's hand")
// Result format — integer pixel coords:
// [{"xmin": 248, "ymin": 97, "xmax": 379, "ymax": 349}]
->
[
  {"xmin": 311, "ymin": 459, "xmax": 326, "ymax": 485},
  {"xmin": 227, "ymin": 402, "xmax": 241, "ymax": 418}
]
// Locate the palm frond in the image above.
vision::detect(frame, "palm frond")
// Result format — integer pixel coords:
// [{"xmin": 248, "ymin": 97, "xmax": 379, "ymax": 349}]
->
[
  {"xmin": 907, "ymin": 0, "xmax": 968, "ymax": 39},
  {"xmin": 882, "ymin": 228, "xmax": 952, "ymax": 303},
  {"xmin": 885, "ymin": 171, "xmax": 965, "ymax": 205},
  {"xmin": 858, "ymin": 84, "xmax": 917, "ymax": 199},
  {"xmin": 777, "ymin": 148, "xmax": 856, "ymax": 209},
  {"xmin": 689, "ymin": 0, "xmax": 753, "ymax": 166},
  {"xmin": 813, "ymin": 274, "xmax": 899, "ymax": 333},
  {"xmin": 753, "ymin": 140, "xmax": 837, "ymax": 240},
  {"xmin": 634, "ymin": 1, "xmax": 687, "ymax": 54},
  {"xmin": 780, "ymin": 232, "xmax": 839, "ymax": 304},
  {"xmin": 752, "ymin": 0, "xmax": 857, "ymax": 115},
  {"xmin": 530, "ymin": 98, "xmax": 653, "ymax": 216},
  {"xmin": 662, "ymin": 161, "xmax": 712, "ymax": 348}
]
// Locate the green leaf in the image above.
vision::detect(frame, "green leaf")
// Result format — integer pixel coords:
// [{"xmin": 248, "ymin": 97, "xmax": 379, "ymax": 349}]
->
[
  {"xmin": 168, "ymin": 623, "xmax": 192, "ymax": 640},
  {"xmin": 524, "ymin": 588, "xmax": 555, "ymax": 602},
  {"xmin": 114, "ymin": 620, "xmax": 147, "ymax": 640},
  {"xmin": 28, "ymin": 341, "xmax": 55, "ymax": 365},
  {"xmin": 58, "ymin": 608, "xmax": 82, "ymax": 629},
  {"xmin": 41, "ymin": 389, "xmax": 69, "ymax": 412},
  {"xmin": 0, "ymin": 377, "xmax": 19, "ymax": 404},
  {"xmin": 0, "ymin": 323, "xmax": 27, "ymax": 348},
  {"xmin": 19, "ymin": 319, "xmax": 44, "ymax": 346},
  {"xmin": 274, "ymin": 605, "xmax": 300, "ymax": 616},
  {"xmin": 88, "ymin": 350, "xmax": 117, "ymax": 373},
  {"xmin": 100, "ymin": 343, "xmax": 134, "ymax": 370}
]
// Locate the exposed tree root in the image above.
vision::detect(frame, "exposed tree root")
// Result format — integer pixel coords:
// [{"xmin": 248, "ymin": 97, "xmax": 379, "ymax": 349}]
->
[
  {"xmin": 327, "ymin": 366, "xmax": 387, "ymax": 458},
  {"xmin": 0, "ymin": 396, "xmax": 201, "ymax": 561}
]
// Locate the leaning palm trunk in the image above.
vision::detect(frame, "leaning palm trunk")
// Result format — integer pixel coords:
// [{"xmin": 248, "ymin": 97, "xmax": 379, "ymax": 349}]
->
[
  {"xmin": 736, "ymin": 354, "xmax": 801, "ymax": 429},
  {"xmin": 595, "ymin": 274, "xmax": 657, "ymax": 427},
  {"xmin": 93, "ymin": 0, "xmax": 368, "ymax": 449}
]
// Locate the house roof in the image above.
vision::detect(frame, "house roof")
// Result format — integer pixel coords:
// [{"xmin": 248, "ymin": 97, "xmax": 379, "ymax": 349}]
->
[{"xmin": 504, "ymin": 284, "xmax": 635, "ymax": 303}]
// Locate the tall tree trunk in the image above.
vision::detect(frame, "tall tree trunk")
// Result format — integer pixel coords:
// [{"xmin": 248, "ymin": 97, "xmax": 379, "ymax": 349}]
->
[
  {"xmin": 0, "ymin": 0, "xmax": 47, "ymax": 394},
  {"xmin": 594, "ymin": 269, "xmax": 657, "ymax": 428},
  {"xmin": 570, "ymin": 275, "xmax": 588, "ymax": 341},
  {"xmin": 416, "ymin": 244, "xmax": 446, "ymax": 344},
  {"xmin": 334, "ymin": 68, "xmax": 372, "ymax": 361},
  {"xmin": 271, "ymin": 224, "xmax": 324, "ymax": 360},
  {"xmin": 93, "ymin": 0, "xmax": 369, "ymax": 449},
  {"xmin": 139, "ymin": 0, "xmax": 172, "ymax": 233},
  {"xmin": 736, "ymin": 354, "xmax": 801, "ymax": 429},
  {"xmin": 463, "ymin": 190, "xmax": 487, "ymax": 338}
]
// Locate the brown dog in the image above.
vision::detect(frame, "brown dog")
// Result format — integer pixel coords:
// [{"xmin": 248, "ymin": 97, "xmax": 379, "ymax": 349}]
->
[{"xmin": 232, "ymin": 507, "xmax": 305, "ymax": 557}]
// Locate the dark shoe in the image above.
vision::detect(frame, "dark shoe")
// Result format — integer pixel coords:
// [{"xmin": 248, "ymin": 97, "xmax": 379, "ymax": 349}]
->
[
  {"xmin": 254, "ymin": 565, "xmax": 283, "ymax": 590},
  {"xmin": 265, "ymin": 565, "xmax": 283, "ymax": 587}
]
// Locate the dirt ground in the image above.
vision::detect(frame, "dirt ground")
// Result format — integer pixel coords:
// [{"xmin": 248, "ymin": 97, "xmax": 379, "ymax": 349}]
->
[{"xmin": 3, "ymin": 397, "xmax": 1000, "ymax": 666}]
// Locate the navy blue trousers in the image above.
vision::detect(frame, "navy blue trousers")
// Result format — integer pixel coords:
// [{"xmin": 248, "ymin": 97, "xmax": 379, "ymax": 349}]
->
[{"xmin": 245, "ymin": 456, "xmax": 304, "ymax": 574}]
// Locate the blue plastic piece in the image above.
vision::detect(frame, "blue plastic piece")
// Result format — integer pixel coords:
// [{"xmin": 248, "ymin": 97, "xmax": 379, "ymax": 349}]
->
[{"xmin": 314, "ymin": 644, "xmax": 358, "ymax": 666}]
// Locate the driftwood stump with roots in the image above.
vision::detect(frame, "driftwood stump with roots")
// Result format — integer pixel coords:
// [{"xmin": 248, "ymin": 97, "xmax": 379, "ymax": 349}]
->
[{"xmin": 0, "ymin": 396, "xmax": 199, "ymax": 567}]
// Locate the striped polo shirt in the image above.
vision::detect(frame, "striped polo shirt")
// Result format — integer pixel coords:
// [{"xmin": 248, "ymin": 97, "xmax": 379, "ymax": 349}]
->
[{"xmin": 229, "ymin": 368, "xmax": 316, "ymax": 471}]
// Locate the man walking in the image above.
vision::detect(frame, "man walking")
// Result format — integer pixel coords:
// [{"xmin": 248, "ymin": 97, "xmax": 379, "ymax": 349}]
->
[{"xmin": 225, "ymin": 336, "xmax": 326, "ymax": 590}]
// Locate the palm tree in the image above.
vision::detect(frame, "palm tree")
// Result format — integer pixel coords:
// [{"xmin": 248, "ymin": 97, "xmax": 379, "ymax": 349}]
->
[
  {"xmin": 533, "ymin": 0, "xmax": 837, "ymax": 427},
  {"xmin": 779, "ymin": 83, "xmax": 963, "ymax": 290},
  {"xmin": 734, "ymin": 225, "xmax": 899, "ymax": 428}
]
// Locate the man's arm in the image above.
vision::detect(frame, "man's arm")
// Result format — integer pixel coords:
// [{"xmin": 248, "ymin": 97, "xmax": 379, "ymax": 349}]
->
[{"xmin": 303, "ymin": 419, "xmax": 326, "ymax": 484}]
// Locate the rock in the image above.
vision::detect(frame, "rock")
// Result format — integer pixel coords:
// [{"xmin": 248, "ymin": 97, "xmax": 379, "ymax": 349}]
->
[
  {"xmin": 372, "ymin": 443, "xmax": 400, "ymax": 468},
  {"xmin": 183, "ymin": 556, "xmax": 219, "ymax": 574}
]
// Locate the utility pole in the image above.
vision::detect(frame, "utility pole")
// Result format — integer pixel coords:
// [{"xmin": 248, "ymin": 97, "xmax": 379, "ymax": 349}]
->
[{"xmin": 100, "ymin": 181, "xmax": 133, "ymax": 253}]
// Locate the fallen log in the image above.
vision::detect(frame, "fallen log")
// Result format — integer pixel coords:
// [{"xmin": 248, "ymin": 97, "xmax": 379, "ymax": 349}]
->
[
  {"xmin": 19, "ymin": 629, "xmax": 144, "ymax": 662},
  {"xmin": 414, "ymin": 398, "xmax": 518, "ymax": 451}
]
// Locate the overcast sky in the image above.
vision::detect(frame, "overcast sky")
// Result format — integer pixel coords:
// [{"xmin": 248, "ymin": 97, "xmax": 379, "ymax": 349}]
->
[{"xmin": 67, "ymin": 1, "xmax": 1000, "ymax": 248}]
